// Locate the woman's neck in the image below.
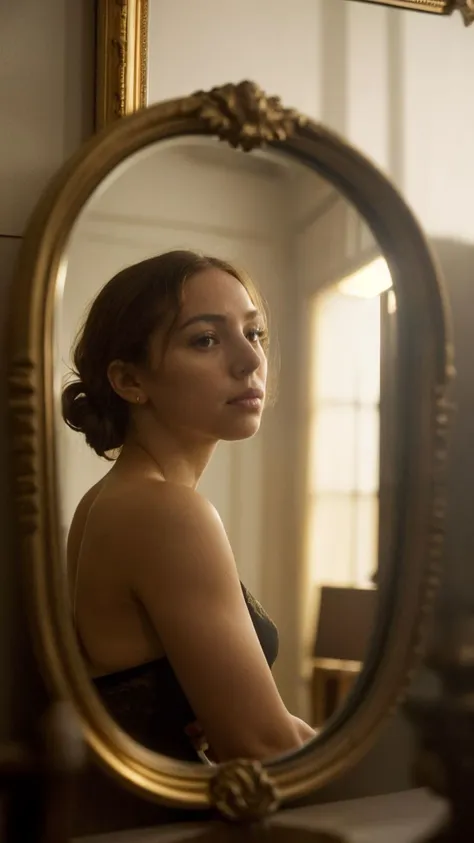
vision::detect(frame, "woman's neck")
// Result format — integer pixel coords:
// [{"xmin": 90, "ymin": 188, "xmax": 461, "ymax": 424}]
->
[{"xmin": 116, "ymin": 430, "xmax": 217, "ymax": 489}]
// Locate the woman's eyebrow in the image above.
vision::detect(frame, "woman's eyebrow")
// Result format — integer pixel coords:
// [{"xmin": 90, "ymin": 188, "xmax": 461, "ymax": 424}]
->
[{"xmin": 178, "ymin": 309, "xmax": 259, "ymax": 330}]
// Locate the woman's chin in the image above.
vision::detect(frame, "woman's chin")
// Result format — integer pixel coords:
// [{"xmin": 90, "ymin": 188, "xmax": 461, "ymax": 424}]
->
[{"xmin": 220, "ymin": 417, "xmax": 262, "ymax": 441}]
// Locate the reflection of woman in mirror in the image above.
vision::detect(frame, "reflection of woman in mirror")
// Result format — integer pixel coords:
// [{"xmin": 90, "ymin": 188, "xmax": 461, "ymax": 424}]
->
[{"xmin": 62, "ymin": 250, "xmax": 315, "ymax": 763}]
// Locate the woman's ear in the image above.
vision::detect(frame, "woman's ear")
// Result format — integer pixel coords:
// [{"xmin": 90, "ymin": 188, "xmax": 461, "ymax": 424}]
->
[{"xmin": 107, "ymin": 360, "xmax": 145, "ymax": 405}]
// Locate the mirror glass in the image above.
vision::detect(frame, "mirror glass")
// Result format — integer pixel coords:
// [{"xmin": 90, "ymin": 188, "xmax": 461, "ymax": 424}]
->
[{"xmin": 54, "ymin": 136, "xmax": 396, "ymax": 763}]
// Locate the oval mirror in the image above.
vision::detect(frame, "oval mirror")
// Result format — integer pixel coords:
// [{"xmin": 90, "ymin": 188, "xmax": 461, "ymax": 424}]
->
[{"xmin": 7, "ymin": 82, "xmax": 452, "ymax": 819}]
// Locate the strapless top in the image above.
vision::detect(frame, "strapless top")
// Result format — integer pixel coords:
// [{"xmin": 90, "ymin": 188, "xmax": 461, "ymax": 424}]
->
[{"xmin": 92, "ymin": 582, "xmax": 279, "ymax": 760}]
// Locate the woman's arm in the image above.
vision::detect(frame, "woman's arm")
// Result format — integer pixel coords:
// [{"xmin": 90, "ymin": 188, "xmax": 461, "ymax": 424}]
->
[
  {"xmin": 291, "ymin": 715, "xmax": 317, "ymax": 742},
  {"xmin": 185, "ymin": 715, "xmax": 315, "ymax": 764},
  {"xmin": 109, "ymin": 480, "xmax": 308, "ymax": 763}
]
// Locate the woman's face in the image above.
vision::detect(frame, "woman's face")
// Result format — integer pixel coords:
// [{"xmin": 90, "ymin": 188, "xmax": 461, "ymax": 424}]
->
[{"xmin": 140, "ymin": 268, "xmax": 268, "ymax": 443}]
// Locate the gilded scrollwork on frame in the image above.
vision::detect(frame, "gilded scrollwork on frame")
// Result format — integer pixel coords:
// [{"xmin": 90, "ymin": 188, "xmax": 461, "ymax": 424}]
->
[
  {"xmin": 173, "ymin": 81, "xmax": 307, "ymax": 152},
  {"xmin": 193, "ymin": 81, "xmax": 307, "ymax": 151},
  {"xmin": 457, "ymin": 0, "xmax": 474, "ymax": 24},
  {"xmin": 96, "ymin": 0, "xmax": 148, "ymax": 130},
  {"xmin": 8, "ymin": 357, "xmax": 39, "ymax": 536},
  {"xmin": 356, "ymin": 0, "xmax": 474, "ymax": 25},
  {"xmin": 7, "ymin": 80, "xmax": 453, "ymax": 818}
]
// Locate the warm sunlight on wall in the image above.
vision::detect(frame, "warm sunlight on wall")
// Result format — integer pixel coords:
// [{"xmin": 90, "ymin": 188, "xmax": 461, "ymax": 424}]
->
[{"xmin": 305, "ymin": 258, "xmax": 392, "ymax": 590}]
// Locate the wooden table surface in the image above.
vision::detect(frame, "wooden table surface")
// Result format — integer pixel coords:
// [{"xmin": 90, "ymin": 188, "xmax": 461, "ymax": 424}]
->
[{"xmin": 76, "ymin": 787, "xmax": 448, "ymax": 843}]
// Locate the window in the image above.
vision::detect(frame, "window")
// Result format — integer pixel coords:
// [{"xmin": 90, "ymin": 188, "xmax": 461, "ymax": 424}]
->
[{"xmin": 305, "ymin": 258, "xmax": 392, "ymax": 590}]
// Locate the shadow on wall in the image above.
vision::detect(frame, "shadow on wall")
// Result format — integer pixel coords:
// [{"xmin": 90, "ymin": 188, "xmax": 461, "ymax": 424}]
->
[{"xmin": 431, "ymin": 238, "xmax": 474, "ymax": 614}]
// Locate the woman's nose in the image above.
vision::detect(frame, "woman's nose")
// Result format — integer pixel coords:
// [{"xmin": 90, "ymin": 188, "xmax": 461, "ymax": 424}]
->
[{"xmin": 231, "ymin": 342, "xmax": 261, "ymax": 378}]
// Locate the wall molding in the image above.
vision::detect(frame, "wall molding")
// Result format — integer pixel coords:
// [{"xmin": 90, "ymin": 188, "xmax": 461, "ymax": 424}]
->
[
  {"xmin": 387, "ymin": 8, "xmax": 405, "ymax": 187},
  {"xmin": 81, "ymin": 210, "xmax": 275, "ymax": 245}
]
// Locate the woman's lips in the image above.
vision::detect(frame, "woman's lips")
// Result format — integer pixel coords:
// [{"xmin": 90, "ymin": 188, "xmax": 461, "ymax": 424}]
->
[{"xmin": 227, "ymin": 389, "xmax": 264, "ymax": 411}]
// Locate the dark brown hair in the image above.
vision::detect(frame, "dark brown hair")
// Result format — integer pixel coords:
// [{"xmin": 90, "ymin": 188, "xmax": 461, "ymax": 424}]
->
[{"xmin": 62, "ymin": 250, "xmax": 270, "ymax": 459}]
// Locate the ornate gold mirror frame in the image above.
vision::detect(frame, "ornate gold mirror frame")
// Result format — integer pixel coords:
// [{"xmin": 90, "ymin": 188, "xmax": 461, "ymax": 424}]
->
[
  {"xmin": 7, "ymin": 81, "xmax": 453, "ymax": 820},
  {"xmin": 96, "ymin": 0, "xmax": 148, "ymax": 129},
  {"xmin": 95, "ymin": 0, "xmax": 472, "ymax": 131},
  {"xmin": 357, "ymin": 0, "xmax": 474, "ymax": 23}
]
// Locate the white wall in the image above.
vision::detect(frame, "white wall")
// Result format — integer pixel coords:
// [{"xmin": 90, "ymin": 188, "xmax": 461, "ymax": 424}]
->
[
  {"xmin": 400, "ymin": 14, "xmax": 474, "ymax": 241},
  {"xmin": 147, "ymin": 0, "xmax": 323, "ymax": 116},
  {"xmin": 341, "ymin": 5, "xmax": 474, "ymax": 243}
]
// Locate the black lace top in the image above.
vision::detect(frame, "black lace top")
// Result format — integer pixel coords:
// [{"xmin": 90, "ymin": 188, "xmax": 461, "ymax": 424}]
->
[{"xmin": 92, "ymin": 583, "xmax": 279, "ymax": 761}]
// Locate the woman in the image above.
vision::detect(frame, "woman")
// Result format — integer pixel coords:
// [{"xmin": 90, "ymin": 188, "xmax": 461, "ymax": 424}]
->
[{"xmin": 63, "ymin": 249, "xmax": 315, "ymax": 763}]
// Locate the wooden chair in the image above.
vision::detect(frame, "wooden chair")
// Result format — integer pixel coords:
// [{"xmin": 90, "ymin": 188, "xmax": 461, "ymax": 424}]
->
[{"xmin": 310, "ymin": 586, "xmax": 377, "ymax": 727}]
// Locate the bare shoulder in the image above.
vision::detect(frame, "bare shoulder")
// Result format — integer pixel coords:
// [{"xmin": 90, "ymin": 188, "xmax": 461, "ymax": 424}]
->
[
  {"xmin": 94, "ymin": 478, "xmax": 226, "ymax": 573},
  {"xmin": 72, "ymin": 478, "xmax": 107, "ymax": 523},
  {"xmin": 68, "ymin": 478, "xmax": 107, "ymax": 555},
  {"xmin": 99, "ymin": 477, "xmax": 221, "ymax": 530}
]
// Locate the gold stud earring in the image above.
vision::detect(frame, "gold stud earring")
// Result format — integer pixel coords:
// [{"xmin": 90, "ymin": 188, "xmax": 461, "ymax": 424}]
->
[{"xmin": 136, "ymin": 395, "xmax": 141, "ymax": 403}]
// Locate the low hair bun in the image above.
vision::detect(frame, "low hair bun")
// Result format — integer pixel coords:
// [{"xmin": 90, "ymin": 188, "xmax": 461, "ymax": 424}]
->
[
  {"xmin": 61, "ymin": 380, "xmax": 90, "ymax": 431},
  {"xmin": 61, "ymin": 379, "xmax": 125, "ymax": 458}
]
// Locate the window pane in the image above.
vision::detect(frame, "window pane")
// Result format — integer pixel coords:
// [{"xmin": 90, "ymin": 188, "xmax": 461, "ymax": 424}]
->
[
  {"xmin": 356, "ymin": 407, "xmax": 380, "ymax": 494},
  {"xmin": 308, "ymin": 496, "xmax": 354, "ymax": 586},
  {"xmin": 355, "ymin": 497, "xmax": 379, "ymax": 587},
  {"xmin": 309, "ymin": 408, "xmax": 356, "ymax": 493},
  {"xmin": 355, "ymin": 296, "xmax": 381, "ymax": 405},
  {"xmin": 311, "ymin": 290, "xmax": 382, "ymax": 407},
  {"xmin": 311, "ymin": 292, "xmax": 360, "ymax": 405}
]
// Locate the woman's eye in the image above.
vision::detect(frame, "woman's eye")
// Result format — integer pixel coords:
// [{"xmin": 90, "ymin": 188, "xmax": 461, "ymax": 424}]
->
[
  {"xmin": 247, "ymin": 328, "xmax": 266, "ymax": 343},
  {"xmin": 193, "ymin": 334, "xmax": 217, "ymax": 349},
  {"xmin": 191, "ymin": 328, "xmax": 266, "ymax": 349}
]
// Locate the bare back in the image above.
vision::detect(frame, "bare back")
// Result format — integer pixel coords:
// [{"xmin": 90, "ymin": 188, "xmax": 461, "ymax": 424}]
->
[
  {"xmin": 68, "ymin": 464, "xmax": 315, "ymax": 760},
  {"xmin": 68, "ymin": 471, "xmax": 165, "ymax": 678}
]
